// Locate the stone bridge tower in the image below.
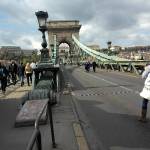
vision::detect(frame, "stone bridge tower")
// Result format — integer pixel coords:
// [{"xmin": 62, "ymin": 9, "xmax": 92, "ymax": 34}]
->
[{"xmin": 47, "ymin": 20, "xmax": 81, "ymax": 55}]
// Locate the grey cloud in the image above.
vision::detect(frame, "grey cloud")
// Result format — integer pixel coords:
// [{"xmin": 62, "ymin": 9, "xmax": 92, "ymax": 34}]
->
[
  {"xmin": 100, "ymin": 12, "xmax": 137, "ymax": 30},
  {"xmin": 1, "ymin": 0, "xmax": 150, "ymax": 29},
  {"xmin": 0, "ymin": 30, "xmax": 18, "ymax": 45},
  {"xmin": 22, "ymin": 38, "xmax": 32, "ymax": 45},
  {"xmin": 45, "ymin": 0, "xmax": 96, "ymax": 23},
  {"xmin": 44, "ymin": 0, "xmax": 150, "ymax": 33},
  {"xmin": 0, "ymin": 0, "xmax": 34, "ymax": 24},
  {"xmin": 1, "ymin": 0, "xmax": 150, "ymax": 48},
  {"xmin": 0, "ymin": 30, "xmax": 39, "ymax": 48}
]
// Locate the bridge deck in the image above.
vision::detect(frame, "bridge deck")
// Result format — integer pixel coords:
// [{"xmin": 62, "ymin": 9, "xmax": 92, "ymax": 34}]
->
[{"xmin": 0, "ymin": 81, "xmax": 80, "ymax": 150}]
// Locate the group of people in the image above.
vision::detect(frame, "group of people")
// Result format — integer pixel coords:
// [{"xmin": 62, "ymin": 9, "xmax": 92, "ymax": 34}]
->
[
  {"xmin": 84, "ymin": 61, "xmax": 97, "ymax": 72},
  {"xmin": 0, "ymin": 61, "xmax": 36, "ymax": 94}
]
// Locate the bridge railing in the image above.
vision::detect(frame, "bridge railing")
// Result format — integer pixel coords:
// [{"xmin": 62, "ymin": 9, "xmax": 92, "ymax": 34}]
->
[
  {"xmin": 98, "ymin": 60, "xmax": 150, "ymax": 75},
  {"xmin": 26, "ymin": 100, "xmax": 56, "ymax": 150},
  {"xmin": 72, "ymin": 35, "xmax": 129, "ymax": 62},
  {"xmin": 72, "ymin": 35, "xmax": 150, "ymax": 75}
]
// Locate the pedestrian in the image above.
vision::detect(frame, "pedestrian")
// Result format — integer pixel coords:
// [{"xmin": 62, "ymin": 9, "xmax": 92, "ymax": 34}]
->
[
  {"xmin": 30, "ymin": 61, "xmax": 37, "ymax": 69},
  {"xmin": 85, "ymin": 61, "xmax": 90, "ymax": 72},
  {"xmin": 25, "ymin": 62, "xmax": 32, "ymax": 86},
  {"xmin": 9, "ymin": 61, "xmax": 18, "ymax": 85},
  {"xmin": 18, "ymin": 62, "xmax": 25, "ymax": 86},
  {"xmin": 92, "ymin": 61, "xmax": 97, "ymax": 72},
  {"xmin": 139, "ymin": 63, "xmax": 150, "ymax": 122},
  {"xmin": 0, "ymin": 62, "xmax": 9, "ymax": 94}
]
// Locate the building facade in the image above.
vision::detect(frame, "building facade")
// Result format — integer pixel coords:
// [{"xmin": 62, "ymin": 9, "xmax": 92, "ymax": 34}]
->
[{"xmin": 0, "ymin": 46, "xmax": 22, "ymax": 60}]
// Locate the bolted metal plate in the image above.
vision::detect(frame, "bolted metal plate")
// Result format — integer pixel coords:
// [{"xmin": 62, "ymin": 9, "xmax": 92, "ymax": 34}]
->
[{"xmin": 15, "ymin": 99, "xmax": 49, "ymax": 127}]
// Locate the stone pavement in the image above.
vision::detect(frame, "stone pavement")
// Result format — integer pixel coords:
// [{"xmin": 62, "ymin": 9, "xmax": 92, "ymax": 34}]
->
[
  {"xmin": 0, "ymin": 81, "xmax": 32, "ymax": 100},
  {"xmin": 0, "ymin": 81, "xmax": 89, "ymax": 150}
]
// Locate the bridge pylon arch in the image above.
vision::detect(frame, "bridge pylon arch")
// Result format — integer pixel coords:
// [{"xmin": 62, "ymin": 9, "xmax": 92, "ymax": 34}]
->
[{"xmin": 47, "ymin": 20, "xmax": 81, "ymax": 58}]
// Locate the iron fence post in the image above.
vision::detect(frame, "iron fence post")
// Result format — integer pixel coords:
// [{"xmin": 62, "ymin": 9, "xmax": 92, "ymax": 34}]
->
[
  {"xmin": 48, "ymin": 101, "xmax": 56, "ymax": 148},
  {"xmin": 36, "ymin": 129, "xmax": 42, "ymax": 150}
]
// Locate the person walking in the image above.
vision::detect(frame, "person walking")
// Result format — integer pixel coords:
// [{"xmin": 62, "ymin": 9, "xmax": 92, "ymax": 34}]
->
[
  {"xmin": 30, "ymin": 61, "xmax": 37, "ymax": 69},
  {"xmin": 85, "ymin": 61, "xmax": 90, "ymax": 72},
  {"xmin": 139, "ymin": 64, "xmax": 150, "ymax": 122},
  {"xmin": 0, "ymin": 62, "xmax": 9, "ymax": 94},
  {"xmin": 92, "ymin": 61, "xmax": 97, "ymax": 72},
  {"xmin": 9, "ymin": 61, "xmax": 18, "ymax": 85},
  {"xmin": 18, "ymin": 62, "xmax": 25, "ymax": 86},
  {"xmin": 25, "ymin": 62, "xmax": 32, "ymax": 86}
]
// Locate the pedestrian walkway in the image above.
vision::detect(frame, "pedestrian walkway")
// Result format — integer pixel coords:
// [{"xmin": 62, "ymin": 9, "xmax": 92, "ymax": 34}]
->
[
  {"xmin": 0, "ymin": 80, "xmax": 32, "ymax": 100},
  {"xmin": 0, "ymin": 79, "xmax": 89, "ymax": 150}
]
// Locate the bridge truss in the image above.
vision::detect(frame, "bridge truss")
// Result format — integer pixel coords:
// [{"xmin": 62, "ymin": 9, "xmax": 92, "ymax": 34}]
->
[{"xmin": 72, "ymin": 35, "xmax": 150, "ymax": 75}]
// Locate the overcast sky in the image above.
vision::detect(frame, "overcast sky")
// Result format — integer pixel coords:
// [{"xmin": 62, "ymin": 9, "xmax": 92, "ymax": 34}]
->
[{"xmin": 0, "ymin": 0, "xmax": 150, "ymax": 49}]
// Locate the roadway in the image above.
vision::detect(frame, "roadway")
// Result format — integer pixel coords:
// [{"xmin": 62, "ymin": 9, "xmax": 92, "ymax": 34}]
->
[{"xmin": 64, "ymin": 65, "xmax": 150, "ymax": 150}]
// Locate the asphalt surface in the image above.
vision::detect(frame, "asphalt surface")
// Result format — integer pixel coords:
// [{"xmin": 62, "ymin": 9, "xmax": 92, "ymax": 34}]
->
[
  {"xmin": 1, "ymin": 65, "xmax": 150, "ymax": 150},
  {"xmin": 64, "ymin": 65, "xmax": 150, "ymax": 150},
  {"xmin": 0, "ymin": 69, "xmax": 84, "ymax": 150}
]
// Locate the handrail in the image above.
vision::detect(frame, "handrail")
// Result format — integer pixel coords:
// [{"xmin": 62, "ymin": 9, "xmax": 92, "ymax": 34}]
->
[
  {"xmin": 26, "ymin": 100, "xmax": 56, "ymax": 150},
  {"xmin": 35, "ymin": 101, "xmax": 48, "ymax": 129},
  {"xmin": 26, "ymin": 129, "xmax": 41, "ymax": 150}
]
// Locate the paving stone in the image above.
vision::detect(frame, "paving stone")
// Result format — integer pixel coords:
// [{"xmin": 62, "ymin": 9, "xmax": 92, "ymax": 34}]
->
[{"xmin": 15, "ymin": 99, "xmax": 48, "ymax": 127}]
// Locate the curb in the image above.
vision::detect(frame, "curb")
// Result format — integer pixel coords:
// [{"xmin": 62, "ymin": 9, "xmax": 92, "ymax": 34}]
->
[
  {"xmin": 73, "ymin": 123, "xmax": 89, "ymax": 150},
  {"xmin": 64, "ymin": 82, "xmax": 90, "ymax": 150}
]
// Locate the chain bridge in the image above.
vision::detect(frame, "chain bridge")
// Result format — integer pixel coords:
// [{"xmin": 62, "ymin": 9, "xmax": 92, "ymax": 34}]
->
[
  {"xmin": 72, "ymin": 35, "xmax": 150, "ymax": 75},
  {"xmin": 47, "ymin": 20, "xmax": 150, "ymax": 75}
]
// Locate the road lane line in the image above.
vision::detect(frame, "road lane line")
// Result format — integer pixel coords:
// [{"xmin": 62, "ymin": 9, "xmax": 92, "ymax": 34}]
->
[{"xmin": 80, "ymin": 70, "xmax": 140, "ymax": 95}]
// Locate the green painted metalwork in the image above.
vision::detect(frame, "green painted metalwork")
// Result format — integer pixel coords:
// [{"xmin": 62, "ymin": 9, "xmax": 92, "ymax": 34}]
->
[{"xmin": 72, "ymin": 34, "xmax": 150, "ymax": 75}]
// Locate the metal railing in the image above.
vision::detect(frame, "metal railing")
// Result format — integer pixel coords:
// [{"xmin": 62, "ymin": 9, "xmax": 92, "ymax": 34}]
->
[
  {"xmin": 72, "ymin": 35, "xmax": 150, "ymax": 75},
  {"xmin": 26, "ymin": 100, "xmax": 56, "ymax": 150}
]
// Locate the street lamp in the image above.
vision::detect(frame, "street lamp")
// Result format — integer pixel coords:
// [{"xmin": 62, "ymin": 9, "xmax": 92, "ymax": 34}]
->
[
  {"xmin": 35, "ymin": 11, "xmax": 49, "ymax": 62},
  {"xmin": 107, "ymin": 41, "xmax": 112, "ymax": 50},
  {"xmin": 107, "ymin": 41, "xmax": 112, "ymax": 55},
  {"xmin": 50, "ymin": 44, "xmax": 54, "ymax": 58}
]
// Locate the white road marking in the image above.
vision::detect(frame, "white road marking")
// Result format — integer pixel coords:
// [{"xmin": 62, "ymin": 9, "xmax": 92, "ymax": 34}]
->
[{"xmin": 80, "ymin": 70, "xmax": 140, "ymax": 95}]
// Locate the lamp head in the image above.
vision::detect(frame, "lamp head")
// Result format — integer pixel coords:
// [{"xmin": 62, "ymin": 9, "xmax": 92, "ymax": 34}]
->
[{"xmin": 35, "ymin": 11, "xmax": 48, "ymax": 30}]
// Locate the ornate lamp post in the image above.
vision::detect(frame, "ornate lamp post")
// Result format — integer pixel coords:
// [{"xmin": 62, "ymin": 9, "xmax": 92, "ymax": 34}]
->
[
  {"xmin": 107, "ymin": 41, "xmax": 112, "ymax": 55},
  {"xmin": 50, "ymin": 44, "xmax": 54, "ymax": 59},
  {"xmin": 107, "ymin": 41, "xmax": 112, "ymax": 50},
  {"xmin": 35, "ymin": 11, "xmax": 49, "ymax": 62}
]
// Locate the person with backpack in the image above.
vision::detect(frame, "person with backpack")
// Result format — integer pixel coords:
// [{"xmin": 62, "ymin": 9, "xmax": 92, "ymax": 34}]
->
[{"xmin": 0, "ymin": 62, "xmax": 9, "ymax": 94}]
